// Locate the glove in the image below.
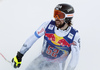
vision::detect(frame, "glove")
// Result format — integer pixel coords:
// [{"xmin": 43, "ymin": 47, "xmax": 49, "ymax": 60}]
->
[{"xmin": 12, "ymin": 52, "xmax": 23, "ymax": 68}]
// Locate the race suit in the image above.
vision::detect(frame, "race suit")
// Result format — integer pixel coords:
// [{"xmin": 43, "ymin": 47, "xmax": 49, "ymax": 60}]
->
[{"xmin": 19, "ymin": 20, "xmax": 80, "ymax": 70}]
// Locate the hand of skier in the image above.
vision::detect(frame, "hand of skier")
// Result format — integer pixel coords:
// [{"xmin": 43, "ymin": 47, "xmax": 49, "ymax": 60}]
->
[{"xmin": 12, "ymin": 52, "xmax": 23, "ymax": 68}]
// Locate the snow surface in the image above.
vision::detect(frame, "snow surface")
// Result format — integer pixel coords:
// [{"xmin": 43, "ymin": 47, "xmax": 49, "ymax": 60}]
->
[{"xmin": 0, "ymin": 0, "xmax": 100, "ymax": 70}]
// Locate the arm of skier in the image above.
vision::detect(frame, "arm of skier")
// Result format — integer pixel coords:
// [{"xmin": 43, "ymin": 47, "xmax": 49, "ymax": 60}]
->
[
  {"xmin": 12, "ymin": 21, "xmax": 50, "ymax": 68},
  {"xmin": 66, "ymin": 32, "xmax": 80, "ymax": 70},
  {"xmin": 19, "ymin": 21, "xmax": 50, "ymax": 55}
]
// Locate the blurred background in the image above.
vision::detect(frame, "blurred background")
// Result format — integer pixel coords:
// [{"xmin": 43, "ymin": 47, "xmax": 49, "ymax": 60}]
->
[{"xmin": 0, "ymin": 0, "xmax": 100, "ymax": 70}]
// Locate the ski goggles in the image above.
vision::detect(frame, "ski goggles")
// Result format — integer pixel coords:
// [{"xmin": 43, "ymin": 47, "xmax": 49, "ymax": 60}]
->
[{"xmin": 54, "ymin": 10, "xmax": 73, "ymax": 20}]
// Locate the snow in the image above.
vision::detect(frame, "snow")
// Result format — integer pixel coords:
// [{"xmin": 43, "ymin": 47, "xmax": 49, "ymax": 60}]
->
[{"xmin": 0, "ymin": 0, "xmax": 100, "ymax": 70}]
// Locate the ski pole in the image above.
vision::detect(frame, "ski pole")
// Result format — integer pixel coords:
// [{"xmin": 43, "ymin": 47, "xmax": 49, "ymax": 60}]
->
[{"xmin": 0, "ymin": 53, "xmax": 11, "ymax": 64}]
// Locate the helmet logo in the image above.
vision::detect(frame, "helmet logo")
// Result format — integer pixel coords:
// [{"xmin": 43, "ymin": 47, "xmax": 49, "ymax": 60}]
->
[
  {"xmin": 67, "ymin": 8, "xmax": 73, "ymax": 12},
  {"xmin": 55, "ymin": 5, "xmax": 62, "ymax": 10}
]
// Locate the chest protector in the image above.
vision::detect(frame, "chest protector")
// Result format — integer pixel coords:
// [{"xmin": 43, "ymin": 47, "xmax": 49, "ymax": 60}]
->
[{"xmin": 42, "ymin": 20, "xmax": 78, "ymax": 60}]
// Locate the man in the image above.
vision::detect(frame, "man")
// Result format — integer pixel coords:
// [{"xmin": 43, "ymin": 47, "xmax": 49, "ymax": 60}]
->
[{"xmin": 12, "ymin": 3, "xmax": 80, "ymax": 70}]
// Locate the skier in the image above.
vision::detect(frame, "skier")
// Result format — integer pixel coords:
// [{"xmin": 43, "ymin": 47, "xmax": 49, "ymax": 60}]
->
[{"xmin": 12, "ymin": 3, "xmax": 80, "ymax": 70}]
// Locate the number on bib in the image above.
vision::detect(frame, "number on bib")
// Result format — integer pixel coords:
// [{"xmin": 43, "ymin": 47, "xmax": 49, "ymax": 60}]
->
[{"xmin": 46, "ymin": 46, "xmax": 59, "ymax": 57}]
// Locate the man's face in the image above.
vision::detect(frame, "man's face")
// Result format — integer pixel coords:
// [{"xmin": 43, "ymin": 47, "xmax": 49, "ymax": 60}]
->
[{"xmin": 55, "ymin": 17, "xmax": 65, "ymax": 28}]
